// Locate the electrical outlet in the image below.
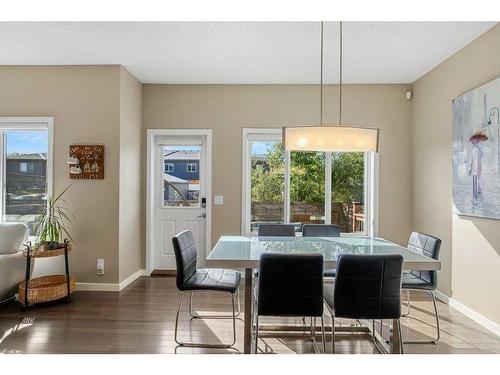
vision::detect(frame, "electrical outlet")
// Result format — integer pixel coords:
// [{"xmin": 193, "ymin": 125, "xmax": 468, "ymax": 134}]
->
[{"xmin": 97, "ymin": 258, "xmax": 105, "ymax": 275}]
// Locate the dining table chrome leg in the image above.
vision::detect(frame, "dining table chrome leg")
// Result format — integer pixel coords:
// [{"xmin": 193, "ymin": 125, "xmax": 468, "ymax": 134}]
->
[
  {"xmin": 244, "ymin": 268, "xmax": 253, "ymax": 354},
  {"xmin": 391, "ymin": 318, "xmax": 402, "ymax": 354}
]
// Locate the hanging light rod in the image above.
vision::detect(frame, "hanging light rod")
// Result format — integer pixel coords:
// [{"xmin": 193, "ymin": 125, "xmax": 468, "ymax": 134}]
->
[{"xmin": 283, "ymin": 21, "xmax": 380, "ymax": 153}]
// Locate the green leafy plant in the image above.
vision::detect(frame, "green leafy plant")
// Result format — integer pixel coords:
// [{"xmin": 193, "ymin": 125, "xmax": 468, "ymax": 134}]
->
[{"xmin": 35, "ymin": 185, "xmax": 75, "ymax": 250}]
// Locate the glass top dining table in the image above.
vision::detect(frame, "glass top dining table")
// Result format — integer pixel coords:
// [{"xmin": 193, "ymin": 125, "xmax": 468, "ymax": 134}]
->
[
  {"xmin": 206, "ymin": 235, "xmax": 441, "ymax": 271},
  {"xmin": 206, "ymin": 235, "xmax": 441, "ymax": 354}
]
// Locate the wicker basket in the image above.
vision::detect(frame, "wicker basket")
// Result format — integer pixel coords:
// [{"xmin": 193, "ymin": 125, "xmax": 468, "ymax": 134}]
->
[{"xmin": 18, "ymin": 275, "xmax": 75, "ymax": 305}]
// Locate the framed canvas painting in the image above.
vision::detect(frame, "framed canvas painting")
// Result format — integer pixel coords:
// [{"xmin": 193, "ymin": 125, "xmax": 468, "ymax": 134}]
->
[{"xmin": 452, "ymin": 76, "xmax": 500, "ymax": 219}]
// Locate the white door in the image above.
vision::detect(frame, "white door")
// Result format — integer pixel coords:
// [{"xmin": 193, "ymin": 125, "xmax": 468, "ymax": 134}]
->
[{"xmin": 152, "ymin": 134, "xmax": 210, "ymax": 271}]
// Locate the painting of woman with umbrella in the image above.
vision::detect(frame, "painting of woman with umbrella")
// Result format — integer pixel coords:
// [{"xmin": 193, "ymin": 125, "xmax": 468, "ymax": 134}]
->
[
  {"xmin": 452, "ymin": 77, "xmax": 500, "ymax": 219},
  {"xmin": 468, "ymin": 130, "xmax": 488, "ymax": 200}
]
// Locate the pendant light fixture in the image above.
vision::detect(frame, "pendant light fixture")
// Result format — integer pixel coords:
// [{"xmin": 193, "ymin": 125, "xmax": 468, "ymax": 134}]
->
[{"xmin": 283, "ymin": 22, "xmax": 380, "ymax": 153}]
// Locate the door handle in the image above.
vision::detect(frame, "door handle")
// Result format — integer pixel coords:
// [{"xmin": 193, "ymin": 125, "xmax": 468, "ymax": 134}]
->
[{"xmin": 197, "ymin": 213, "xmax": 206, "ymax": 218}]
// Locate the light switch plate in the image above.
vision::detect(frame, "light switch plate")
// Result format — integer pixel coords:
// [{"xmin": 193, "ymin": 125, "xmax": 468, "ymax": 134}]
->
[{"xmin": 214, "ymin": 195, "xmax": 224, "ymax": 205}]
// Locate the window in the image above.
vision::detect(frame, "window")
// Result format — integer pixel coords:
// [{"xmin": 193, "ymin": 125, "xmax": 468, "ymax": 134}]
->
[
  {"xmin": 242, "ymin": 128, "xmax": 376, "ymax": 235},
  {"xmin": 290, "ymin": 151, "xmax": 325, "ymax": 227},
  {"xmin": 19, "ymin": 161, "xmax": 35, "ymax": 173},
  {"xmin": 19, "ymin": 162, "xmax": 28, "ymax": 173},
  {"xmin": 163, "ymin": 146, "xmax": 201, "ymax": 207},
  {"xmin": 165, "ymin": 163, "xmax": 174, "ymax": 172},
  {"xmin": 187, "ymin": 163, "xmax": 197, "ymax": 173},
  {"xmin": 0, "ymin": 118, "xmax": 53, "ymax": 235},
  {"xmin": 331, "ymin": 152, "xmax": 366, "ymax": 233},
  {"xmin": 249, "ymin": 140, "xmax": 284, "ymax": 232}
]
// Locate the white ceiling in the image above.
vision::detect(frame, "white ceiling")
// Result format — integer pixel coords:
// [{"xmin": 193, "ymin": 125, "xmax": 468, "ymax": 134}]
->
[{"xmin": 0, "ymin": 22, "xmax": 496, "ymax": 84}]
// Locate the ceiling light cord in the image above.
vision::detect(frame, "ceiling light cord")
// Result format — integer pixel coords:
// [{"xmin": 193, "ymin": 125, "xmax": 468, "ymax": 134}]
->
[
  {"xmin": 339, "ymin": 21, "xmax": 343, "ymax": 126},
  {"xmin": 320, "ymin": 21, "xmax": 324, "ymax": 125},
  {"xmin": 320, "ymin": 21, "xmax": 343, "ymax": 126}
]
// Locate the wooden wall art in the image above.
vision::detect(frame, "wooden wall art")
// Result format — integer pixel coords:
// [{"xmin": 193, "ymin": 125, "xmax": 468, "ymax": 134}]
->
[{"xmin": 68, "ymin": 145, "xmax": 104, "ymax": 179}]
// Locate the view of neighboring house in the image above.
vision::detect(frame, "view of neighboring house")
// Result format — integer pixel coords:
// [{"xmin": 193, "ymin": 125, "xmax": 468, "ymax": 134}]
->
[
  {"xmin": 5, "ymin": 152, "xmax": 47, "ymax": 231},
  {"xmin": 163, "ymin": 149, "xmax": 200, "ymax": 205}
]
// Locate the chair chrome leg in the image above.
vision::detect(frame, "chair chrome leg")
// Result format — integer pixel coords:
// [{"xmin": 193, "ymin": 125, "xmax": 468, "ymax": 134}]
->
[
  {"xmin": 254, "ymin": 315, "xmax": 259, "ymax": 354},
  {"xmin": 237, "ymin": 288, "xmax": 241, "ymax": 317},
  {"xmin": 397, "ymin": 319, "xmax": 404, "ymax": 354},
  {"xmin": 429, "ymin": 291, "xmax": 440, "ymax": 343},
  {"xmin": 402, "ymin": 289, "xmax": 411, "ymax": 317},
  {"xmin": 189, "ymin": 292, "xmax": 195, "ymax": 317},
  {"xmin": 175, "ymin": 291, "xmax": 237, "ymax": 348},
  {"xmin": 332, "ymin": 315, "xmax": 335, "ymax": 354},
  {"xmin": 324, "ymin": 302, "xmax": 335, "ymax": 354},
  {"xmin": 320, "ymin": 316, "xmax": 326, "ymax": 354},
  {"xmin": 401, "ymin": 289, "xmax": 440, "ymax": 344},
  {"xmin": 189, "ymin": 289, "xmax": 241, "ymax": 319},
  {"xmin": 231, "ymin": 293, "xmax": 237, "ymax": 346},
  {"xmin": 174, "ymin": 292, "xmax": 186, "ymax": 345},
  {"xmin": 311, "ymin": 317, "xmax": 316, "ymax": 340}
]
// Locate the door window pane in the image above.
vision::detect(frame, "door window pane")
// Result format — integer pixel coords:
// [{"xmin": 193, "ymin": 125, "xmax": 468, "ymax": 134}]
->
[
  {"xmin": 331, "ymin": 152, "xmax": 365, "ymax": 233},
  {"xmin": 5, "ymin": 131, "xmax": 49, "ymax": 233},
  {"xmin": 250, "ymin": 141, "xmax": 284, "ymax": 232},
  {"xmin": 163, "ymin": 146, "xmax": 201, "ymax": 207},
  {"xmin": 290, "ymin": 151, "xmax": 325, "ymax": 231}
]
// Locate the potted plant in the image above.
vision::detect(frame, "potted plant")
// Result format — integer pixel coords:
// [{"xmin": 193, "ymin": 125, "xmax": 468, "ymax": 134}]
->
[{"xmin": 35, "ymin": 186, "xmax": 75, "ymax": 251}]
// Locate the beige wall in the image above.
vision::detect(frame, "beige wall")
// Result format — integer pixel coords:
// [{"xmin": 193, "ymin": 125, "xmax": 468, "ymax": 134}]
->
[
  {"xmin": 143, "ymin": 84, "xmax": 413, "ymax": 248},
  {"xmin": 411, "ymin": 24, "xmax": 500, "ymax": 324},
  {"xmin": 118, "ymin": 67, "xmax": 143, "ymax": 282},
  {"xmin": 0, "ymin": 65, "xmax": 144, "ymax": 284},
  {"xmin": 0, "ymin": 65, "xmax": 122, "ymax": 283}
]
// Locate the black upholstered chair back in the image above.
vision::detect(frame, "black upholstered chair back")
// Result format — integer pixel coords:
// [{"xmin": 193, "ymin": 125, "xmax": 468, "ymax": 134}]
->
[
  {"xmin": 407, "ymin": 232, "xmax": 441, "ymax": 288},
  {"xmin": 172, "ymin": 230, "xmax": 198, "ymax": 291},
  {"xmin": 258, "ymin": 224, "xmax": 296, "ymax": 237},
  {"xmin": 258, "ymin": 253, "xmax": 324, "ymax": 317},
  {"xmin": 333, "ymin": 254, "xmax": 403, "ymax": 320},
  {"xmin": 302, "ymin": 224, "xmax": 340, "ymax": 237}
]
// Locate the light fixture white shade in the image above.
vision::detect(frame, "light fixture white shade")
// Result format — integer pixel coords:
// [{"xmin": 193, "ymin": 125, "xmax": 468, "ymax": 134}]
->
[{"xmin": 283, "ymin": 125, "xmax": 380, "ymax": 153}]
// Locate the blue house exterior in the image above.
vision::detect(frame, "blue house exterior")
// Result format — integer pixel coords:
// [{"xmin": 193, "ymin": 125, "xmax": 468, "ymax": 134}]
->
[
  {"xmin": 164, "ymin": 159, "xmax": 199, "ymax": 181},
  {"xmin": 163, "ymin": 150, "xmax": 200, "ymax": 204}
]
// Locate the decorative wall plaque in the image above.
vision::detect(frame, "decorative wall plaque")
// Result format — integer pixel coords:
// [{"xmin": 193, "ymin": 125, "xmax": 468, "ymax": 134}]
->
[{"xmin": 69, "ymin": 145, "xmax": 104, "ymax": 179}]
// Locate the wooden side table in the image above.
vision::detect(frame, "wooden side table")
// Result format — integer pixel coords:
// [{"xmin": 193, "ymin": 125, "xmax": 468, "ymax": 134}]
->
[{"xmin": 19, "ymin": 240, "xmax": 74, "ymax": 309}]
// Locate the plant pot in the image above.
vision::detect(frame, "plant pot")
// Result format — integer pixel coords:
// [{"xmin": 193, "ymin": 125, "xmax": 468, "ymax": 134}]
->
[
  {"xmin": 28, "ymin": 243, "xmax": 72, "ymax": 258},
  {"xmin": 37, "ymin": 242, "xmax": 65, "ymax": 252}
]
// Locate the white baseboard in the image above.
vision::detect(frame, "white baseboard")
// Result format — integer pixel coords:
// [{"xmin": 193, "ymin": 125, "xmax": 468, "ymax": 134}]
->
[
  {"xmin": 434, "ymin": 289, "xmax": 450, "ymax": 304},
  {"xmin": 434, "ymin": 289, "xmax": 500, "ymax": 337},
  {"xmin": 119, "ymin": 269, "xmax": 146, "ymax": 291},
  {"xmin": 75, "ymin": 282, "xmax": 120, "ymax": 292},
  {"xmin": 75, "ymin": 269, "xmax": 146, "ymax": 292}
]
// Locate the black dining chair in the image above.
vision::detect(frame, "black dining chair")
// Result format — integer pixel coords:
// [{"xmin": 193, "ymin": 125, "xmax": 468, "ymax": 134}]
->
[
  {"xmin": 401, "ymin": 232, "xmax": 441, "ymax": 343},
  {"xmin": 172, "ymin": 230, "xmax": 241, "ymax": 348},
  {"xmin": 302, "ymin": 224, "xmax": 340, "ymax": 278},
  {"xmin": 258, "ymin": 224, "xmax": 296, "ymax": 237},
  {"xmin": 253, "ymin": 253, "xmax": 326, "ymax": 354},
  {"xmin": 324, "ymin": 254, "xmax": 404, "ymax": 354},
  {"xmin": 302, "ymin": 224, "xmax": 341, "ymax": 237}
]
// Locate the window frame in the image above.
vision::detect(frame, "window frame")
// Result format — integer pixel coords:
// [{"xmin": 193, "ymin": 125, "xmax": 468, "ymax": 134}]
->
[
  {"xmin": 186, "ymin": 163, "xmax": 197, "ymax": 173},
  {"xmin": 241, "ymin": 128, "xmax": 378, "ymax": 237},
  {"xmin": 0, "ymin": 117, "xmax": 54, "ymax": 230},
  {"xmin": 165, "ymin": 163, "xmax": 174, "ymax": 172}
]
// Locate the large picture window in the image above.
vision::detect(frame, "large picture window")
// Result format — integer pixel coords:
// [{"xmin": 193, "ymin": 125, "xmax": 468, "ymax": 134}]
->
[
  {"xmin": 0, "ymin": 118, "xmax": 53, "ymax": 235},
  {"xmin": 242, "ymin": 128, "xmax": 377, "ymax": 236}
]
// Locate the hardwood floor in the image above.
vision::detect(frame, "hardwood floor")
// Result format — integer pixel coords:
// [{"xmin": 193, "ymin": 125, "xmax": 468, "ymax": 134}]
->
[{"xmin": 1, "ymin": 276, "xmax": 499, "ymax": 354}]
